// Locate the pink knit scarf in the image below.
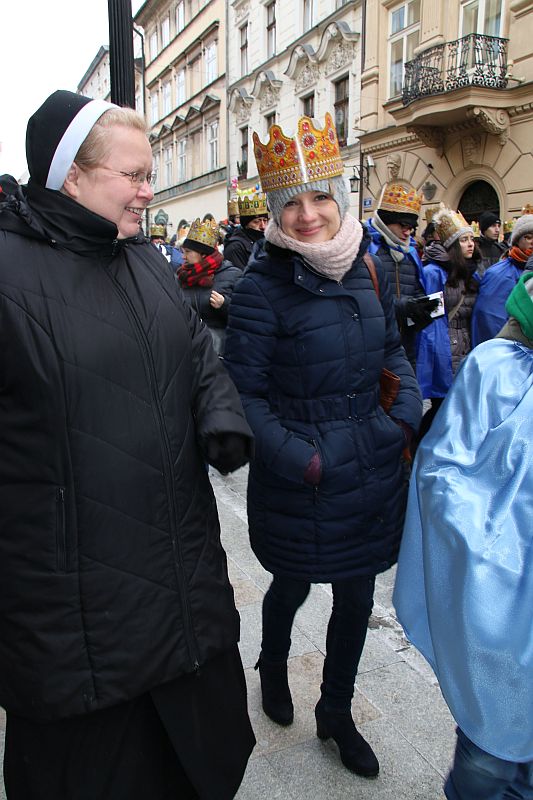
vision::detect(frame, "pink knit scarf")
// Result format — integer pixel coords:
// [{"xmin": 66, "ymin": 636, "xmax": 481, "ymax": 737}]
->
[{"xmin": 265, "ymin": 214, "xmax": 364, "ymax": 282}]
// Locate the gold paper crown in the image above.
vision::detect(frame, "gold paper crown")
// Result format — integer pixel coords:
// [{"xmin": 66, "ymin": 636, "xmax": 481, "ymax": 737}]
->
[
  {"xmin": 470, "ymin": 220, "xmax": 480, "ymax": 237},
  {"xmin": 150, "ymin": 224, "xmax": 166, "ymax": 237},
  {"xmin": 503, "ymin": 219, "xmax": 515, "ymax": 233},
  {"xmin": 425, "ymin": 205, "xmax": 440, "ymax": 224},
  {"xmin": 238, "ymin": 191, "xmax": 268, "ymax": 216},
  {"xmin": 252, "ymin": 112, "xmax": 344, "ymax": 193},
  {"xmin": 185, "ymin": 218, "xmax": 219, "ymax": 250},
  {"xmin": 378, "ymin": 181, "xmax": 422, "ymax": 216},
  {"xmin": 522, "ymin": 203, "xmax": 533, "ymax": 215},
  {"xmin": 433, "ymin": 206, "xmax": 472, "ymax": 248},
  {"xmin": 228, "ymin": 197, "xmax": 239, "ymax": 216}
]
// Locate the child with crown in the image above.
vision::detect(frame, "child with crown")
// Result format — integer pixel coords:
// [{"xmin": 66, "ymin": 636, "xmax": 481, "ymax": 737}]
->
[{"xmin": 224, "ymin": 113, "xmax": 422, "ymax": 779}]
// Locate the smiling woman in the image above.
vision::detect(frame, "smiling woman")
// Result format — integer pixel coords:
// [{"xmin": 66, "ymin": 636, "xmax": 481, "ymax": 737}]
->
[{"xmin": 0, "ymin": 89, "xmax": 255, "ymax": 799}]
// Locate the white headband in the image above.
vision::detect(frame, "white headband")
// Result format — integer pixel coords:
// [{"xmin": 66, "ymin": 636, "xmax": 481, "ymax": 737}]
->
[{"xmin": 45, "ymin": 99, "xmax": 118, "ymax": 190}]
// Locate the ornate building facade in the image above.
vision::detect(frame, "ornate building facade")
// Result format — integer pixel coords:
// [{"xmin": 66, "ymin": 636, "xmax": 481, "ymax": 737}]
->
[
  {"xmin": 227, "ymin": 0, "xmax": 364, "ymax": 214},
  {"xmin": 134, "ymin": 0, "xmax": 227, "ymax": 231},
  {"xmin": 358, "ymin": 0, "xmax": 533, "ymax": 224}
]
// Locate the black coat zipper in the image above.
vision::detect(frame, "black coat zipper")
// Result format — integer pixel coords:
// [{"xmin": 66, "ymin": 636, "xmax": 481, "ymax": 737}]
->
[
  {"xmin": 56, "ymin": 487, "xmax": 67, "ymax": 571},
  {"xmin": 105, "ymin": 265, "xmax": 200, "ymax": 672}
]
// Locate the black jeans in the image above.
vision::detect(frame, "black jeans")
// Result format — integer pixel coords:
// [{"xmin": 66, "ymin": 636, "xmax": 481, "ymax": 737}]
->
[{"xmin": 261, "ymin": 573, "xmax": 375, "ymax": 711}]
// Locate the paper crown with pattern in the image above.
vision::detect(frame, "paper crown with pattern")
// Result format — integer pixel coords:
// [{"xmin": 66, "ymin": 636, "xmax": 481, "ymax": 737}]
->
[
  {"xmin": 252, "ymin": 112, "xmax": 344, "ymax": 193},
  {"xmin": 471, "ymin": 220, "xmax": 481, "ymax": 237},
  {"xmin": 522, "ymin": 203, "xmax": 533, "ymax": 215},
  {"xmin": 433, "ymin": 206, "xmax": 473, "ymax": 249},
  {"xmin": 228, "ymin": 197, "xmax": 239, "ymax": 216},
  {"xmin": 424, "ymin": 205, "xmax": 440, "ymax": 224},
  {"xmin": 185, "ymin": 218, "xmax": 219, "ymax": 250},
  {"xmin": 238, "ymin": 191, "xmax": 268, "ymax": 216},
  {"xmin": 378, "ymin": 181, "xmax": 422, "ymax": 216},
  {"xmin": 503, "ymin": 219, "xmax": 515, "ymax": 234},
  {"xmin": 150, "ymin": 224, "xmax": 166, "ymax": 238}
]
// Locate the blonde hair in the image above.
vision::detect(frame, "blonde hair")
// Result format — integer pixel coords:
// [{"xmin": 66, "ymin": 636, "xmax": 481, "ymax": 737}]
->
[{"xmin": 75, "ymin": 107, "xmax": 148, "ymax": 169}]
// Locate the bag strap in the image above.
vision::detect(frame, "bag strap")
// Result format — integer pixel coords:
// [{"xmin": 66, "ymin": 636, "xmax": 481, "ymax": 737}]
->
[
  {"xmin": 363, "ymin": 252, "xmax": 380, "ymax": 300},
  {"xmin": 447, "ymin": 293, "xmax": 465, "ymax": 322}
]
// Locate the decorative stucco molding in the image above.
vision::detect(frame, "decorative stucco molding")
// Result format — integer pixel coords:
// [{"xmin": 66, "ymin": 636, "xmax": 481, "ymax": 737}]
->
[
  {"xmin": 407, "ymin": 125, "xmax": 445, "ymax": 151},
  {"xmin": 466, "ymin": 107, "xmax": 510, "ymax": 145},
  {"xmin": 232, "ymin": 0, "xmax": 250, "ymax": 23},
  {"xmin": 295, "ymin": 63, "xmax": 321, "ymax": 92},
  {"xmin": 229, "ymin": 87, "xmax": 254, "ymax": 123}
]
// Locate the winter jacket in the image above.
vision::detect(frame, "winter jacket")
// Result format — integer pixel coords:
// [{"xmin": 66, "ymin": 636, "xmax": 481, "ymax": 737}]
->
[
  {"xmin": 416, "ymin": 262, "xmax": 477, "ymax": 398},
  {"xmin": 475, "ymin": 235, "xmax": 507, "ymax": 275},
  {"xmin": 366, "ymin": 221, "xmax": 427, "ymax": 367},
  {"xmin": 223, "ymin": 234, "xmax": 422, "ymax": 582},
  {"xmin": 180, "ymin": 260, "xmax": 243, "ymax": 354},
  {"xmin": 0, "ymin": 178, "xmax": 252, "ymax": 721},
  {"xmin": 223, "ymin": 226, "xmax": 264, "ymax": 270},
  {"xmin": 471, "ymin": 255, "xmax": 525, "ymax": 345}
]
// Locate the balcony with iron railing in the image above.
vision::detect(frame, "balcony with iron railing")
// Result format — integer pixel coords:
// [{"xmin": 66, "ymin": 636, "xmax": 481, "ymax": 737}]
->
[{"xmin": 402, "ymin": 34, "xmax": 508, "ymax": 106}]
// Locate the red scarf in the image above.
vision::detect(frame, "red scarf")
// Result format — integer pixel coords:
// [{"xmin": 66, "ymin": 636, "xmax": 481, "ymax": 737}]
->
[
  {"xmin": 509, "ymin": 245, "xmax": 533, "ymax": 264},
  {"xmin": 178, "ymin": 250, "xmax": 222, "ymax": 287}
]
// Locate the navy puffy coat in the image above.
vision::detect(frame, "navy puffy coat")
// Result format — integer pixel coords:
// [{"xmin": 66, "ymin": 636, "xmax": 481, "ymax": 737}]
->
[{"xmin": 223, "ymin": 234, "xmax": 422, "ymax": 582}]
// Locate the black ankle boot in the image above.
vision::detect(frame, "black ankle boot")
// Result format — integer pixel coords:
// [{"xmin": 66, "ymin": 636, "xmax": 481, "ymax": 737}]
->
[
  {"xmin": 255, "ymin": 656, "xmax": 294, "ymax": 726},
  {"xmin": 315, "ymin": 699, "xmax": 379, "ymax": 777}
]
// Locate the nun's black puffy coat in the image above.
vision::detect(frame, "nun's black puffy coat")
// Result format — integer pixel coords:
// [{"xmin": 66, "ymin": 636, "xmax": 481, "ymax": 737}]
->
[
  {"xmin": 223, "ymin": 235, "xmax": 422, "ymax": 582},
  {"xmin": 0, "ymin": 180, "xmax": 252, "ymax": 720}
]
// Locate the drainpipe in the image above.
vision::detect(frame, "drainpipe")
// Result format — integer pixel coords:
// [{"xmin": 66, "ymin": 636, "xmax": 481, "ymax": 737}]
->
[{"xmin": 358, "ymin": 0, "xmax": 367, "ymax": 220}]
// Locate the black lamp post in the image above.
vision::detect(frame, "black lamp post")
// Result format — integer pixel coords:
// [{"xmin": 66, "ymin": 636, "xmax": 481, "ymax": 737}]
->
[{"xmin": 108, "ymin": 0, "xmax": 136, "ymax": 108}]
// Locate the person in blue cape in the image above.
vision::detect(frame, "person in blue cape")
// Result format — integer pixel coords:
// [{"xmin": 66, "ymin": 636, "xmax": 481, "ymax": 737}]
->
[
  {"xmin": 393, "ymin": 272, "xmax": 533, "ymax": 799},
  {"xmin": 367, "ymin": 181, "xmax": 437, "ymax": 369},
  {"xmin": 471, "ymin": 212, "xmax": 533, "ymax": 345},
  {"xmin": 416, "ymin": 207, "xmax": 479, "ymax": 437}
]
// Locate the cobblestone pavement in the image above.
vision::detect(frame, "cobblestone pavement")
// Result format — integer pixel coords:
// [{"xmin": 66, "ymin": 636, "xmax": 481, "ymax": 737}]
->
[{"xmin": 0, "ymin": 465, "xmax": 455, "ymax": 799}]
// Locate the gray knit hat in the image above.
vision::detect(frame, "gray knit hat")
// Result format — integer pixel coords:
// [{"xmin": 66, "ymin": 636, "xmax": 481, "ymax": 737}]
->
[
  {"xmin": 266, "ymin": 176, "xmax": 350, "ymax": 224},
  {"xmin": 510, "ymin": 214, "xmax": 533, "ymax": 247}
]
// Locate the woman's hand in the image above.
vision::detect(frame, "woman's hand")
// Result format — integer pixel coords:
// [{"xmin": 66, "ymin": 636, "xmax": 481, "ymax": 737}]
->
[{"xmin": 210, "ymin": 290, "xmax": 225, "ymax": 309}]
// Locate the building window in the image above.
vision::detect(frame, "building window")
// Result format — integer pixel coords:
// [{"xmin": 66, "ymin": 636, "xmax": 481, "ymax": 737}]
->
[
  {"xmin": 161, "ymin": 16, "xmax": 170, "ymax": 48},
  {"xmin": 240, "ymin": 25, "xmax": 248, "ymax": 76},
  {"xmin": 149, "ymin": 30, "xmax": 158, "ymax": 61},
  {"xmin": 238, "ymin": 126, "xmax": 248, "ymax": 177},
  {"xmin": 162, "ymin": 82, "xmax": 172, "ymax": 116},
  {"xmin": 175, "ymin": 68, "xmax": 186, "ymax": 105},
  {"xmin": 177, "ymin": 139, "xmax": 187, "ymax": 182},
  {"xmin": 264, "ymin": 111, "xmax": 275, "ymax": 136},
  {"xmin": 389, "ymin": 0, "xmax": 420, "ymax": 98},
  {"xmin": 150, "ymin": 90, "xmax": 159, "ymax": 125},
  {"xmin": 333, "ymin": 76, "xmax": 349, "ymax": 147},
  {"xmin": 302, "ymin": 93, "xmax": 315, "ymax": 117},
  {"xmin": 176, "ymin": 0, "xmax": 185, "ymax": 33},
  {"xmin": 207, "ymin": 121, "xmax": 219, "ymax": 171},
  {"xmin": 303, "ymin": 0, "xmax": 317, "ymax": 31},
  {"xmin": 461, "ymin": 0, "xmax": 502, "ymax": 37},
  {"xmin": 205, "ymin": 42, "xmax": 217, "ymax": 84},
  {"xmin": 164, "ymin": 144, "xmax": 173, "ymax": 186},
  {"xmin": 153, "ymin": 153, "xmax": 160, "ymax": 192},
  {"xmin": 266, "ymin": 2, "xmax": 276, "ymax": 58}
]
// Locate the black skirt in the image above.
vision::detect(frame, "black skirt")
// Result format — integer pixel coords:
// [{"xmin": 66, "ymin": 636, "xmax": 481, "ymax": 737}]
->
[{"xmin": 3, "ymin": 645, "xmax": 255, "ymax": 800}]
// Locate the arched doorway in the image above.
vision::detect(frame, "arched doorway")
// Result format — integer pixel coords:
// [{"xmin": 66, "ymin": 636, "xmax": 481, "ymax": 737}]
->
[{"xmin": 458, "ymin": 181, "xmax": 499, "ymax": 224}]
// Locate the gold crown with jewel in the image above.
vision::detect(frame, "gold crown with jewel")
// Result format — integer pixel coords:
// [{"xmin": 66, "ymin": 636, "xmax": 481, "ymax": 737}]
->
[
  {"xmin": 252, "ymin": 112, "xmax": 345, "ymax": 193},
  {"xmin": 228, "ymin": 197, "xmax": 239, "ymax": 216},
  {"xmin": 186, "ymin": 218, "xmax": 220, "ymax": 250},
  {"xmin": 378, "ymin": 181, "xmax": 422, "ymax": 216},
  {"xmin": 238, "ymin": 190, "xmax": 268, "ymax": 216},
  {"xmin": 433, "ymin": 206, "xmax": 473, "ymax": 248}
]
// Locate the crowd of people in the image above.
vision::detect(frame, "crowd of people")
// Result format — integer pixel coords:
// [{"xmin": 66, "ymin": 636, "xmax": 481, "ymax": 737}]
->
[{"xmin": 0, "ymin": 89, "xmax": 531, "ymax": 800}]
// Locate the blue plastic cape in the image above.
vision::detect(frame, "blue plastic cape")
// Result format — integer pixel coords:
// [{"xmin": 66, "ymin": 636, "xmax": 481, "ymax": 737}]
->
[
  {"xmin": 415, "ymin": 263, "xmax": 453, "ymax": 398},
  {"xmin": 394, "ymin": 339, "xmax": 533, "ymax": 762},
  {"xmin": 471, "ymin": 257, "xmax": 523, "ymax": 346}
]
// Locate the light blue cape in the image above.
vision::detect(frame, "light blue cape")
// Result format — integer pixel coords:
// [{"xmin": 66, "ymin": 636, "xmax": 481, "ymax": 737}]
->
[{"xmin": 393, "ymin": 338, "xmax": 533, "ymax": 762}]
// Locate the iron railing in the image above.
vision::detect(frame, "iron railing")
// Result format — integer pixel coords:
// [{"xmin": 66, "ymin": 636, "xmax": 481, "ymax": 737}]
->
[{"xmin": 402, "ymin": 34, "xmax": 508, "ymax": 106}]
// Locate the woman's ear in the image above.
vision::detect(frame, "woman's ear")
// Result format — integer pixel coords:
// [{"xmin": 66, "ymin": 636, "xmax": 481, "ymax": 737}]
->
[{"xmin": 62, "ymin": 163, "xmax": 81, "ymax": 198}]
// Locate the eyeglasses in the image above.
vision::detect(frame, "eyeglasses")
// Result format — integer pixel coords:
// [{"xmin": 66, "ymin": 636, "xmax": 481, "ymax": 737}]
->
[{"xmin": 98, "ymin": 165, "xmax": 157, "ymax": 186}]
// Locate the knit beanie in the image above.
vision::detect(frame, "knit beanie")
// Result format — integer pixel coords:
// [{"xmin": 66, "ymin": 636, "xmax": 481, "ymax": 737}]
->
[
  {"xmin": 26, "ymin": 89, "xmax": 117, "ymax": 190},
  {"xmin": 505, "ymin": 271, "xmax": 533, "ymax": 340},
  {"xmin": 478, "ymin": 211, "xmax": 501, "ymax": 234},
  {"xmin": 266, "ymin": 176, "xmax": 350, "ymax": 224},
  {"xmin": 377, "ymin": 209, "xmax": 419, "ymax": 230},
  {"xmin": 241, "ymin": 213, "xmax": 268, "ymax": 228},
  {"xmin": 510, "ymin": 214, "xmax": 533, "ymax": 247}
]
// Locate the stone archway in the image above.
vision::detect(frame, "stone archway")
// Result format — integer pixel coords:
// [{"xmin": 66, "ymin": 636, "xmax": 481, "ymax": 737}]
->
[{"xmin": 458, "ymin": 180, "xmax": 500, "ymax": 224}]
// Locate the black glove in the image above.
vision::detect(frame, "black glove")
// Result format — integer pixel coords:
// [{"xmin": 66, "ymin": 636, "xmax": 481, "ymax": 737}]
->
[
  {"xmin": 405, "ymin": 296, "xmax": 440, "ymax": 330},
  {"xmin": 205, "ymin": 433, "xmax": 249, "ymax": 475}
]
